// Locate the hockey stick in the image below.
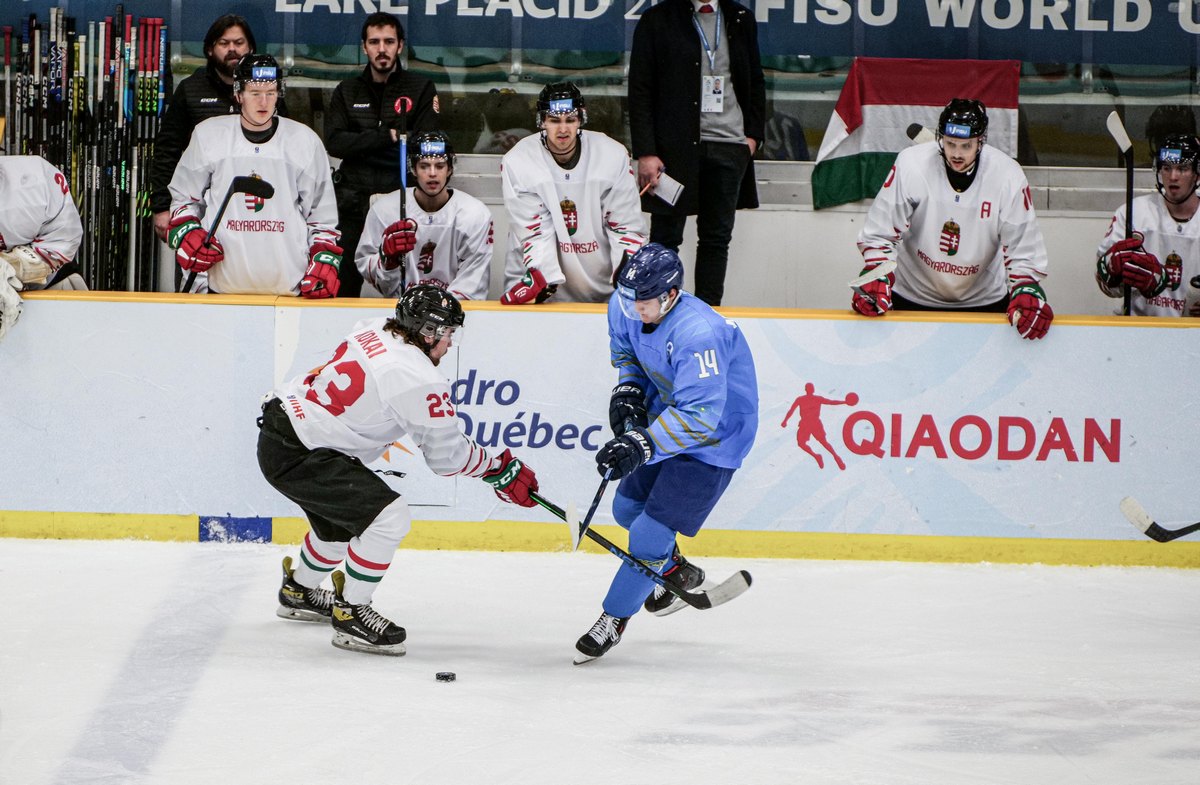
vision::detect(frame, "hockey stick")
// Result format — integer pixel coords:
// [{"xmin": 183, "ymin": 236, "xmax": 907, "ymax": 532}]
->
[
  {"xmin": 181, "ymin": 175, "xmax": 274, "ymax": 293},
  {"xmin": 1119, "ymin": 497, "xmax": 1200, "ymax": 543},
  {"xmin": 848, "ymin": 258, "xmax": 898, "ymax": 306},
  {"xmin": 568, "ymin": 469, "xmax": 612, "ymax": 551},
  {"xmin": 1105, "ymin": 110, "xmax": 1135, "ymax": 316},
  {"xmin": 530, "ymin": 492, "xmax": 753, "ymax": 611},
  {"xmin": 394, "ymin": 96, "xmax": 410, "ymax": 291}
]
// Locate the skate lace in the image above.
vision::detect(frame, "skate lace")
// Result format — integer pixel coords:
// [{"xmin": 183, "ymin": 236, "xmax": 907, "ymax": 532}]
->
[
  {"xmin": 588, "ymin": 614, "xmax": 615, "ymax": 643},
  {"xmin": 306, "ymin": 587, "xmax": 334, "ymax": 611},
  {"xmin": 356, "ymin": 603, "xmax": 393, "ymax": 635}
]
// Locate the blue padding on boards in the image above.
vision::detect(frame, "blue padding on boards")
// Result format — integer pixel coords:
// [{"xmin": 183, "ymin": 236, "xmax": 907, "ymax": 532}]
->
[{"xmin": 199, "ymin": 516, "xmax": 272, "ymax": 543}]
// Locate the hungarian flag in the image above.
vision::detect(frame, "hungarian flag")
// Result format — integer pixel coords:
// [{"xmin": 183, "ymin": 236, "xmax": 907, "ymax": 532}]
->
[{"xmin": 811, "ymin": 58, "xmax": 1020, "ymax": 210}]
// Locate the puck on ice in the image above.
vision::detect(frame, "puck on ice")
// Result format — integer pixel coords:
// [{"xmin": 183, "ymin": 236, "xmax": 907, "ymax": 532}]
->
[{"xmin": 436, "ymin": 671, "xmax": 456, "ymax": 682}]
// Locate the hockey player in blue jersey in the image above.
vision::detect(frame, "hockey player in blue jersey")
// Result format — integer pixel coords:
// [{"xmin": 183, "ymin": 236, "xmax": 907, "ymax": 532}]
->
[{"xmin": 574, "ymin": 243, "xmax": 759, "ymax": 664}]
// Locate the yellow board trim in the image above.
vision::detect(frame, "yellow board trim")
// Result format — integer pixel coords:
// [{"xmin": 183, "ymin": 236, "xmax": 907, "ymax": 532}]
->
[{"xmin": 2, "ymin": 510, "xmax": 1196, "ymax": 569}]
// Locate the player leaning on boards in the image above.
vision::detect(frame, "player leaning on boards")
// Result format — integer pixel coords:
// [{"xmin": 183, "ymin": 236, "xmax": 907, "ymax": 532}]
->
[
  {"xmin": 499, "ymin": 82, "xmax": 647, "ymax": 305},
  {"xmin": 258, "ymin": 285, "xmax": 540, "ymax": 656},
  {"xmin": 356, "ymin": 131, "xmax": 492, "ymax": 301},
  {"xmin": 574, "ymin": 243, "xmax": 759, "ymax": 665},
  {"xmin": 1095, "ymin": 133, "xmax": 1200, "ymax": 316},
  {"xmin": 853, "ymin": 98, "xmax": 1054, "ymax": 340},
  {"xmin": 167, "ymin": 54, "xmax": 342, "ymax": 297}
]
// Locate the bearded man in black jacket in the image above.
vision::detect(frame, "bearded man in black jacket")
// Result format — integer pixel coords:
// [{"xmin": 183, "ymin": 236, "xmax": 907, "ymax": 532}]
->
[{"xmin": 325, "ymin": 12, "xmax": 440, "ymax": 297}]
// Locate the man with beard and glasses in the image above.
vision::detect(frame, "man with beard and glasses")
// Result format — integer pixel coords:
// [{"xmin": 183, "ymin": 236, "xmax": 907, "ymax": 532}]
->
[
  {"xmin": 149, "ymin": 14, "xmax": 285, "ymax": 292},
  {"xmin": 325, "ymin": 12, "xmax": 440, "ymax": 298}
]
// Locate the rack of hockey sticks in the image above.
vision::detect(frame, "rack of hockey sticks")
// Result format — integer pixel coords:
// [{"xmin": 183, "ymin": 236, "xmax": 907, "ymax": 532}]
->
[
  {"xmin": 531, "ymin": 492, "xmax": 753, "ymax": 611},
  {"xmin": 2, "ymin": 6, "xmax": 169, "ymax": 292}
]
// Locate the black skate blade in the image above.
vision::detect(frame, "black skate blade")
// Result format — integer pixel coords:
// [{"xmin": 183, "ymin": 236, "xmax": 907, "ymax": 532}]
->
[
  {"xmin": 275, "ymin": 606, "xmax": 331, "ymax": 624},
  {"xmin": 332, "ymin": 631, "xmax": 407, "ymax": 657}
]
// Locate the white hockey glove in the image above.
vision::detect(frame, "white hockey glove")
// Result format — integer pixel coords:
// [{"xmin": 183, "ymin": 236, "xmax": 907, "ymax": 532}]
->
[
  {"xmin": 0, "ymin": 245, "xmax": 54, "ymax": 286},
  {"xmin": 0, "ymin": 256, "xmax": 25, "ymax": 341}
]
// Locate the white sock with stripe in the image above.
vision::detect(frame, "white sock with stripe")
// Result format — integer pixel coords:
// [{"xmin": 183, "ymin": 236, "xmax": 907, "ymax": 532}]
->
[
  {"xmin": 340, "ymin": 498, "xmax": 412, "ymax": 605},
  {"xmin": 293, "ymin": 531, "xmax": 348, "ymax": 589}
]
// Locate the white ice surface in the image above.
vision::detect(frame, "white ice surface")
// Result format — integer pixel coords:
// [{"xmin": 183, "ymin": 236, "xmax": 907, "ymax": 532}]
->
[{"xmin": 2, "ymin": 539, "xmax": 1197, "ymax": 785}]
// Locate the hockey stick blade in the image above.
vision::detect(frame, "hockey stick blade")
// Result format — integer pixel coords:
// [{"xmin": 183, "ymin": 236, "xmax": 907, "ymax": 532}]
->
[
  {"xmin": 530, "ymin": 492, "xmax": 753, "ymax": 610},
  {"xmin": 848, "ymin": 259, "xmax": 897, "ymax": 290},
  {"xmin": 905, "ymin": 123, "xmax": 935, "ymax": 145},
  {"xmin": 1105, "ymin": 111, "xmax": 1133, "ymax": 154},
  {"xmin": 1119, "ymin": 496, "xmax": 1200, "ymax": 543},
  {"xmin": 231, "ymin": 174, "xmax": 274, "ymax": 200},
  {"xmin": 565, "ymin": 500, "xmax": 582, "ymax": 551}
]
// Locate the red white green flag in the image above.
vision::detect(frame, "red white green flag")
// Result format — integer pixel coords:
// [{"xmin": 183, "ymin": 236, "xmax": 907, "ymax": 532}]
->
[{"xmin": 811, "ymin": 58, "xmax": 1020, "ymax": 210}]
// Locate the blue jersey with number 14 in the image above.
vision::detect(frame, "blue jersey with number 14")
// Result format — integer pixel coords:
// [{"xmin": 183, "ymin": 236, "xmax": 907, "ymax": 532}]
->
[{"xmin": 607, "ymin": 291, "xmax": 759, "ymax": 469}]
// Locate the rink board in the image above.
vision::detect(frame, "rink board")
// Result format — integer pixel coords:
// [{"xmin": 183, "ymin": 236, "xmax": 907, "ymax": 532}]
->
[{"xmin": 2, "ymin": 292, "xmax": 1198, "ymax": 567}]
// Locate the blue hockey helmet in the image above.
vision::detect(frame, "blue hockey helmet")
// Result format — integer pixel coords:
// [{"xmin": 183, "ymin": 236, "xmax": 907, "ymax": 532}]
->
[{"xmin": 615, "ymin": 243, "xmax": 684, "ymax": 320}]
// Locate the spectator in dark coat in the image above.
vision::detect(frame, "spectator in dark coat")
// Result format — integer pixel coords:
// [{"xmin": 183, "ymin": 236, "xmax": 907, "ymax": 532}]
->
[{"xmin": 628, "ymin": 0, "xmax": 765, "ymax": 306}]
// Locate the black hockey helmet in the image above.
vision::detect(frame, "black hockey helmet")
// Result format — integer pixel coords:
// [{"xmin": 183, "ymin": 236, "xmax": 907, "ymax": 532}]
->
[
  {"xmin": 1153, "ymin": 133, "xmax": 1200, "ymax": 203},
  {"xmin": 536, "ymin": 82, "xmax": 587, "ymax": 129},
  {"xmin": 396, "ymin": 284, "xmax": 465, "ymax": 342},
  {"xmin": 233, "ymin": 53, "xmax": 284, "ymax": 97},
  {"xmin": 937, "ymin": 98, "xmax": 988, "ymax": 144},
  {"xmin": 1154, "ymin": 133, "xmax": 1200, "ymax": 173},
  {"xmin": 407, "ymin": 131, "xmax": 456, "ymax": 175}
]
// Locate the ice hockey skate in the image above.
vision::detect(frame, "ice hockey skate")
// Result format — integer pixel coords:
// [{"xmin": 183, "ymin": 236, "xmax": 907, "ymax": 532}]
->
[
  {"xmin": 330, "ymin": 570, "xmax": 407, "ymax": 656},
  {"xmin": 573, "ymin": 611, "xmax": 629, "ymax": 665},
  {"xmin": 276, "ymin": 556, "xmax": 335, "ymax": 623},
  {"xmin": 643, "ymin": 545, "xmax": 705, "ymax": 617}
]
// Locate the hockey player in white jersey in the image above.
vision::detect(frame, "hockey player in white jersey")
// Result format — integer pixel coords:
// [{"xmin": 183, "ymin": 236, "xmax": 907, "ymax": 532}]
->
[
  {"xmin": 258, "ymin": 285, "xmax": 540, "ymax": 655},
  {"xmin": 167, "ymin": 54, "xmax": 342, "ymax": 297},
  {"xmin": 854, "ymin": 98, "xmax": 1054, "ymax": 340},
  {"xmin": 356, "ymin": 131, "xmax": 492, "ymax": 300},
  {"xmin": 0, "ymin": 155, "xmax": 88, "ymax": 341},
  {"xmin": 499, "ymin": 82, "xmax": 647, "ymax": 304},
  {"xmin": 1095, "ymin": 133, "xmax": 1200, "ymax": 317}
]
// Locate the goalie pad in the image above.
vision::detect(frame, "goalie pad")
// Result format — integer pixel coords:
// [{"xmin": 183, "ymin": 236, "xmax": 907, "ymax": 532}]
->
[
  {"xmin": 0, "ymin": 256, "xmax": 24, "ymax": 341},
  {"xmin": 0, "ymin": 245, "xmax": 54, "ymax": 286}
]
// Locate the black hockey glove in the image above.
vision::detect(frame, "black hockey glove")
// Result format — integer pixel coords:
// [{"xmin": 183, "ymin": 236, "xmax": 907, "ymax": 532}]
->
[
  {"xmin": 608, "ymin": 383, "xmax": 648, "ymax": 436},
  {"xmin": 596, "ymin": 428, "xmax": 654, "ymax": 479}
]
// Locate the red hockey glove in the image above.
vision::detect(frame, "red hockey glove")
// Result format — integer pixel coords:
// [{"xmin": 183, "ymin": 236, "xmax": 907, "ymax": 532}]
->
[
  {"xmin": 595, "ymin": 428, "xmax": 654, "ymax": 480},
  {"xmin": 851, "ymin": 262, "xmax": 894, "ymax": 317},
  {"xmin": 501, "ymin": 267, "xmax": 557, "ymax": 305},
  {"xmin": 300, "ymin": 241, "xmax": 342, "ymax": 299},
  {"xmin": 482, "ymin": 448, "xmax": 539, "ymax": 507},
  {"xmin": 1007, "ymin": 282, "xmax": 1053, "ymax": 340},
  {"xmin": 169, "ymin": 217, "xmax": 224, "ymax": 273},
  {"xmin": 1122, "ymin": 252, "xmax": 1168, "ymax": 297},
  {"xmin": 381, "ymin": 218, "xmax": 418, "ymax": 270}
]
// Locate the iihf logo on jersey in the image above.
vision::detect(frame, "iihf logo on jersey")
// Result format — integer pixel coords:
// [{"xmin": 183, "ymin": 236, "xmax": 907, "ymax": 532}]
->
[
  {"xmin": 938, "ymin": 219, "xmax": 961, "ymax": 256},
  {"xmin": 1165, "ymin": 252, "xmax": 1183, "ymax": 290},
  {"xmin": 560, "ymin": 199, "xmax": 578, "ymax": 236},
  {"xmin": 419, "ymin": 241, "xmax": 436, "ymax": 274}
]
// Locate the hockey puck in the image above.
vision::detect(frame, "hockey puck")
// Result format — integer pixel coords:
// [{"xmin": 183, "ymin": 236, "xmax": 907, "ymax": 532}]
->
[{"xmin": 435, "ymin": 671, "xmax": 456, "ymax": 682}]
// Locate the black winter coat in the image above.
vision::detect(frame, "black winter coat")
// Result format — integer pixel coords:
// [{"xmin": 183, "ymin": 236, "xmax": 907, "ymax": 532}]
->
[
  {"xmin": 324, "ymin": 66, "xmax": 439, "ymax": 198},
  {"xmin": 628, "ymin": 0, "xmax": 766, "ymax": 215}
]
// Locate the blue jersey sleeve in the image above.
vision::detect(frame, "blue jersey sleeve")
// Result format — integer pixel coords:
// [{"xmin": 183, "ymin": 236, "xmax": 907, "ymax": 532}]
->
[{"xmin": 643, "ymin": 312, "xmax": 728, "ymax": 460}]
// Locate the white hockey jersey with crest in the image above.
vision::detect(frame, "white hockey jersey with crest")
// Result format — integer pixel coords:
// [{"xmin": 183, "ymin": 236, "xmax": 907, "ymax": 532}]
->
[
  {"xmin": 275, "ymin": 317, "xmax": 497, "ymax": 474},
  {"xmin": 0, "ymin": 155, "xmax": 82, "ymax": 268},
  {"xmin": 501, "ymin": 130, "xmax": 646, "ymax": 303},
  {"xmin": 169, "ymin": 115, "xmax": 339, "ymax": 296},
  {"xmin": 857, "ymin": 142, "xmax": 1048, "ymax": 308},
  {"xmin": 1096, "ymin": 194, "xmax": 1200, "ymax": 317},
  {"xmin": 356, "ymin": 187, "xmax": 493, "ymax": 301}
]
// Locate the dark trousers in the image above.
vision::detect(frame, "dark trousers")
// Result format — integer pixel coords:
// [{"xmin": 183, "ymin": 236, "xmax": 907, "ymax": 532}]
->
[
  {"xmin": 334, "ymin": 187, "xmax": 368, "ymax": 298},
  {"xmin": 892, "ymin": 291, "xmax": 1009, "ymax": 313},
  {"xmin": 649, "ymin": 141, "xmax": 751, "ymax": 306}
]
